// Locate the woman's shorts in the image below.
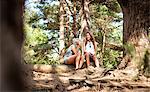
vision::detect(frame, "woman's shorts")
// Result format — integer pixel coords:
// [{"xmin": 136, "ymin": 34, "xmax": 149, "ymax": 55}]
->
[
  {"xmin": 89, "ymin": 53, "xmax": 95, "ymax": 62},
  {"xmin": 64, "ymin": 56, "xmax": 69, "ymax": 64}
]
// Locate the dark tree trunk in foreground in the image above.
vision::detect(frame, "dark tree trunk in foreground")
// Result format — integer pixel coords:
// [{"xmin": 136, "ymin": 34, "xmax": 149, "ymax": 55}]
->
[
  {"xmin": 118, "ymin": 0, "xmax": 150, "ymax": 75},
  {"xmin": 0, "ymin": 0, "xmax": 27, "ymax": 91}
]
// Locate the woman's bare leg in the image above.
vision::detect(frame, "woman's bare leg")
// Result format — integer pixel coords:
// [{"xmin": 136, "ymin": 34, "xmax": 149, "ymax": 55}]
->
[
  {"xmin": 75, "ymin": 52, "xmax": 82, "ymax": 69},
  {"xmin": 79, "ymin": 56, "xmax": 84, "ymax": 68},
  {"xmin": 92, "ymin": 55, "xmax": 99, "ymax": 67},
  {"xmin": 75, "ymin": 55, "xmax": 80, "ymax": 69},
  {"xmin": 85, "ymin": 52, "xmax": 90, "ymax": 67},
  {"xmin": 66, "ymin": 55, "xmax": 77, "ymax": 64}
]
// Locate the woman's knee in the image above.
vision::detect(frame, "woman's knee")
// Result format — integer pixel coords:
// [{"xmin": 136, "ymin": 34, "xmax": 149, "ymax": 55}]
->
[
  {"xmin": 85, "ymin": 52, "xmax": 89, "ymax": 57},
  {"xmin": 78, "ymin": 52, "xmax": 82, "ymax": 56},
  {"xmin": 92, "ymin": 55, "xmax": 96, "ymax": 59}
]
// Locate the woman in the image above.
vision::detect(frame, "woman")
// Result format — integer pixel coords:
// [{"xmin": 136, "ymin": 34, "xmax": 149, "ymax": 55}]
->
[
  {"xmin": 83, "ymin": 31, "xmax": 99, "ymax": 67},
  {"xmin": 64, "ymin": 38, "xmax": 83, "ymax": 70}
]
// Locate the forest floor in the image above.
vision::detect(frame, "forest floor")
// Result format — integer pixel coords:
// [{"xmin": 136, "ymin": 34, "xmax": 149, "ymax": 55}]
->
[{"xmin": 28, "ymin": 65, "xmax": 150, "ymax": 92}]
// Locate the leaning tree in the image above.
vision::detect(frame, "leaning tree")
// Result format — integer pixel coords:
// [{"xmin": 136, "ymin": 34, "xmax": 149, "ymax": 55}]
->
[{"xmin": 117, "ymin": 0, "xmax": 150, "ymax": 73}]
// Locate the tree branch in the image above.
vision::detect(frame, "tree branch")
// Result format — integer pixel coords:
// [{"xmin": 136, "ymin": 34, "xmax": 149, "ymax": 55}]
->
[
  {"xmin": 64, "ymin": 0, "xmax": 73, "ymax": 15},
  {"xmin": 105, "ymin": 43, "xmax": 124, "ymax": 51}
]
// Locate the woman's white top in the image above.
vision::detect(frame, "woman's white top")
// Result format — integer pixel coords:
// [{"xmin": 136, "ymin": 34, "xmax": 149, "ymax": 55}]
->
[{"xmin": 85, "ymin": 41, "xmax": 95, "ymax": 55}]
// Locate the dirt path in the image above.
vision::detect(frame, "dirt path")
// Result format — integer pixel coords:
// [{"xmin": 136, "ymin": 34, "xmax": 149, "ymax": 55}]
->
[{"xmin": 29, "ymin": 66, "xmax": 150, "ymax": 92}]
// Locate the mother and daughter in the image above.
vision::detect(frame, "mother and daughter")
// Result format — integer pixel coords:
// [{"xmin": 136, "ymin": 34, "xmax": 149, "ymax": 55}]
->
[{"xmin": 63, "ymin": 31, "xmax": 100, "ymax": 70}]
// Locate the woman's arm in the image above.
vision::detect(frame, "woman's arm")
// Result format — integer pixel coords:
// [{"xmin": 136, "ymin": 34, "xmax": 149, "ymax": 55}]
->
[
  {"xmin": 94, "ymin": 41, "xmax": 97, "ymax": 54},
  {"xmin": 83, "ymin": 38, "xmax": 86, "ymax": 53},
  {"xmin": 71, "ymin": 45, "xmax": 78, "ymax": 55}
]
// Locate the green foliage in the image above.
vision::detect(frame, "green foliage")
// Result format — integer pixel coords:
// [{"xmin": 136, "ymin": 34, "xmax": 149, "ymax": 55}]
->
[
  {"xmin": 90, "ymin": 3, "xmax": 123, "ymax": 69},
  {"xmin": 124, "ymin": 43, "xmax": 136, "ymax": 57},
  {"xmin": 90, "ymin": 3, "xmax": 123, "ymax": 46},
  {"xmin": 94, "ymin": 30, "xmax": 103, "ymax": 45},
  {"xmin": 37, "ymin": 1, "xmax": 59, "ymax": 30},
  {"xmin": 143, "ymin": 50, "xmax": 150, "ymax": 77},
  {"xmin": 24, "ymin": 47, "xmax": 59, "ymax": 65},
  {"xmin": 24, "ymin": 25, "xmax": 48, "ymax": 46},
  {"xmin": 103, "ymin": 48, "xmax": 121, "ymax": 69},
  {"xmin": 107, "ymin": 28, "xmax": 123, "ymax": 45},
  {"xmin": 23, "ymin": 0, "xmax": 60, "ymax": 65},
  {"xmin": 23, "ymin": 23, "xmax": 59, "ymax": 64},
  {"xmin": 105, "ymin": 0, "xmax": 121, "ymax": 13}
]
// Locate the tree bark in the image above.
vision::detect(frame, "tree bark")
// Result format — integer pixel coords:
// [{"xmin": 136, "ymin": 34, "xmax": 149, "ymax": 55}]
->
[
  {"xmin": 102, "ymin": 32, "xmax": 106, "ymax": 54},
  {"xmin": 0, "ymin": 0, "xmax": 28, "ymax": 91},
  {"xmin": 59, "ymin": 0, "xmax": 65, "ymax": 58},
  {"xmin": 79, "ymin": 0, "xmax": 90, "ymax": 39},
  {"xmin": 105, "ymin": 43, "xmax": 124, "ymax": 51},
  {"xmin": 65, "ymin": 13, "xmax": 70, "ymax": 46},
  {"xmin": 72, "ymin": 0, "xmax": 77, "ymax": 37},
  {"xmin": 118, "ymin": 0, "xmax": 150, "ymax": 71}
]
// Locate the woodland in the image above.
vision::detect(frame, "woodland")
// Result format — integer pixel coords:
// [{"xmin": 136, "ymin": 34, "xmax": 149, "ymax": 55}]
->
[{"xmin": 23, "ymin": 0, "xmax": 150, "ymax": 91}]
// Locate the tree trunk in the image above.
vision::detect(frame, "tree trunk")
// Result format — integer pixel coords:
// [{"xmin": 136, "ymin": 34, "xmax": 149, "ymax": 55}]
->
[
  {"xmin": 79, "ymin": 0, "xmax": 90, "ymax": 39},
  {"xmin": 65, "ymin": 0, "xmax": 73, "ymax": 47},
  {"xmin": 72, "ymin": 0, "xmax": 77, "ymax": 37},
  {"xmin": 102, "ymin": 32, "xmax": 106, "ymax": 54},
  {"xmin": 1, "ymin": 0, "xmax": 28, "ymax": 90},
  {"xmin": 65, "ymin": 13, "xmax": 70, "ymax": 47},
  {"xmin": 59, "ymin": 0, "xmax": 65, "ymax": 58},
  {"xmin": 118, "ymin": 0, "xmax": 150, "ymax": 72},
  {"xmin": 64, "ymin": 0, "xmax": 73, "ymax": 47},
  {"xmin": 100, "ymin": 31, "xmax": 106, "ymax": 66}
]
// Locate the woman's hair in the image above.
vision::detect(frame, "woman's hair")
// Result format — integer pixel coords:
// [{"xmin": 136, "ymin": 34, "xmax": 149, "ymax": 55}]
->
[{"xmin": 85, "ymin": 31, "xmax": 96, "ymax": 49}]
